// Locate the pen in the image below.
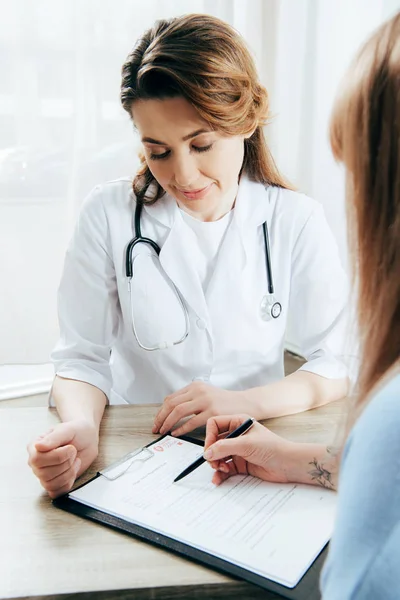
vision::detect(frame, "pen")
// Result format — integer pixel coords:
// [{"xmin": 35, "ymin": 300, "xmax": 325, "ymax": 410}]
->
[{"xmin": 173, "ymin": 417, "xmax": 255, "ymax": 483}]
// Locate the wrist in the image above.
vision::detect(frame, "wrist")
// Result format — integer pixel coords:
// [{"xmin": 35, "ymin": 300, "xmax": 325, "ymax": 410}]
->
[
  {"xmin": 284, "ymin": 442, "xmax": 336, "ymax": 488},
  {"xmin": 281, "ymin": 441, "xmax": 313, "ymax": 485},
  {"xmin": 55, "ymin": 401, "xmax": 104, "ymax": 436},
  {"xmin": 53, "ymin": 377, "xmax": 106, "ymax": 433},
  {"xmin": 240, "ymin": 388, "xmax": 265, "ymax": 420},
  {"xmin": 80, "ymin": 417, "xmax": 100, "ymax": 442},
  {"xmin": 63, "ymin": 417, "xmax": 101, "ymax": 446}
]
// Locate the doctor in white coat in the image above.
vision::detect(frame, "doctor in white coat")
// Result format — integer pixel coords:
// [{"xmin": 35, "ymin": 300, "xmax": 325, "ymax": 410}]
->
[{"xmin": 27, "ymin": 14, "xmax": 349, "ymax": 498}]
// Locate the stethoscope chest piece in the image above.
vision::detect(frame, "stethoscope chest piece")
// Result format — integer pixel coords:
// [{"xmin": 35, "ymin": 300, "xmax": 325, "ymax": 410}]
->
[{"xmin": 260, "ymin": 294, "xmax": 282, "ymax": 321}]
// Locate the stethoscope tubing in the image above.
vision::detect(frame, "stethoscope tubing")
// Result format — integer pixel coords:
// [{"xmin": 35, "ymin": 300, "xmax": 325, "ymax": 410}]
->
[
  {"xmin": 125, "ymin": 198, "xmax": 281, "ymax": 350},
  {"xmin": 126, "ymin": 201, "xmax": 190, "ymax": 350},
  {"xmin": 127, "ymin": 201, "xmax": 276, "ymax": 294}
]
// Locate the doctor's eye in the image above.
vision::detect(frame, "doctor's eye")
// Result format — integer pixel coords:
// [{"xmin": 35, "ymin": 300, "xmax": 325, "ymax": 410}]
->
[
  {"xmin": 191, "ymin": 143, "xmax": 213, "ymax": 154},
  {"xmin": 149, "ymin": 144, "xmax": 214, "ymax": 161},
  {"xmin": 149, "ymin": 150, "xmax": 170, "ymax": 161}
]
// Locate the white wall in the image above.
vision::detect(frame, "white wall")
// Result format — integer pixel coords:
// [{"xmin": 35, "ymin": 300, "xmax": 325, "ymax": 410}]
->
[{"xmin": 269, "ymin": 0, "xmax": 398, "ymax": 270}]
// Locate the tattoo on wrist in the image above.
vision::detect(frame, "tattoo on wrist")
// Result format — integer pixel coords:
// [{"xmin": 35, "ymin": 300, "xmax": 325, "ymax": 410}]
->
[{"xmin": 308, "ymin": 458, "xmax": 334, "ymax": 490}]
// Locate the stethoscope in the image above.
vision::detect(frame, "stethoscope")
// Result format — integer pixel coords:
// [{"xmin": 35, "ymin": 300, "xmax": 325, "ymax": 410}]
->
[{"xmin": 125, "ymin": 200, "xmax": 282, "ymax": 351}]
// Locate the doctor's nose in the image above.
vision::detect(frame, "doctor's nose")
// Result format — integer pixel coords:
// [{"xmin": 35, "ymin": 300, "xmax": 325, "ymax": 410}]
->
[{"xmin": 171, "ymin": 155, "xmax": 199, "ymax": 189}]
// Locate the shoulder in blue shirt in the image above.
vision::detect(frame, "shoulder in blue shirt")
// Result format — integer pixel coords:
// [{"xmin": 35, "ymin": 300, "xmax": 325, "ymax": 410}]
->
[{"xmin": 321, "ymin": 372, "xmax": 400, "ymax": 600}]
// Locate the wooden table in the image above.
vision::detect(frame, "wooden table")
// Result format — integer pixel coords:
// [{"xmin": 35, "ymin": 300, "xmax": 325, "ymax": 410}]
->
[{"xmin": 1, "ymin": 401, "xmax": 346, "ymax": 600}]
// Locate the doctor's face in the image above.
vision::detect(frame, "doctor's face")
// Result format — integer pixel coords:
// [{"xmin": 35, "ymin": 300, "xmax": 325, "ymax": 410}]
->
[{"xmin": 131, "ymin": 97, "xmax": 246, "ymax": 221}]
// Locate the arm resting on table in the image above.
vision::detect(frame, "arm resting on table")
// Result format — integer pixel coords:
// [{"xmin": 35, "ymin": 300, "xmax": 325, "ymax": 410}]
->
[
  {"xmin": 52, "ymin": 375, "xmax": 107, "ymax": 435},
  {"xmin": 245, "ymin": 370, "xmax": 349, "ymax": 420}
]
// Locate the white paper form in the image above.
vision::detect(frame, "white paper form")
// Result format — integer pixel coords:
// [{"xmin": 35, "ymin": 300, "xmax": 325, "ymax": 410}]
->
[{"xmin": 69, "ymin": 435, "xmax": 336, "ymax": 588}]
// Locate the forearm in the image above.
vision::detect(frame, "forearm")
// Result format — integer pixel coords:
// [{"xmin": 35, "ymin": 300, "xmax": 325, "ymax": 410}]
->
[
  {"xmin": 245, "ymin": 371, "xmax": 348, "ymax": 419},
  {"xmin": 283, "ymin": 441, "xmax": 339, "ymax": 490},
  {"xmin": 52, "ymin": 375, "xmax": 107, "ymax": 433}
]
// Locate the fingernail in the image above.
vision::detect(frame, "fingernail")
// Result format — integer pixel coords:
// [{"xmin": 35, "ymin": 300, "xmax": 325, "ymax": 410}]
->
[
  {"xmin": 203, "ymin": 449, "xmax": 212, "ymax": 460},
  {"xmin": 75, "ymin": 459, "xmax": 81, "ymax": 471}
]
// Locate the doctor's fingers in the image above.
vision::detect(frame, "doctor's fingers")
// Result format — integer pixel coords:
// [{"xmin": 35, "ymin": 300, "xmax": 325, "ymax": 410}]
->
[
  {"xmin": 27, "ymin": 443, "xmax": 77, "ymax": 470},
  {"xmin": 204, "ymin": 414, "xmax": 252, "ymax": 450},
  {"xmin": 170, "ymin": 411, "xmax": 214, "ymax": 437},
  {"xmin": 42, "ymin": 459, "xmax": 81, "ymax": 498},
  {"xmin": 34, "ymin": 453, "xmax": 79, "ymax": 483},
  {"xmin": 158, "ymin": 400, "xmax": 205, "ymax": 436},
  {"xmin": 155, "ymin": 381, "xmax": 213, "ymax": 430},
  {"xmin": 153, "ymin": 392, "xmax": 192, "ymax": 433}
]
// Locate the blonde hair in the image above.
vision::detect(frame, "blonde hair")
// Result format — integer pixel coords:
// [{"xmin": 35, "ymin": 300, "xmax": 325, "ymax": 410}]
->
[
  {"xmin": 330, "ymin": 12, "xmax": 400, "ymax": 411},
  {"xmin": 120, "ymin": 13, "xmax": 292, "ymax": 204}
]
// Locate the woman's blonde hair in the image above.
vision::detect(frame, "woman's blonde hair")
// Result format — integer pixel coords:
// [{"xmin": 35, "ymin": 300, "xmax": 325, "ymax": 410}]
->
[
  {"xmin": 120, "ymin": 13, "xmax": 291, "ymax": 204},
  {"xmin": 330, "ymin": 12, "xmax": 400, "ymax": 410}
]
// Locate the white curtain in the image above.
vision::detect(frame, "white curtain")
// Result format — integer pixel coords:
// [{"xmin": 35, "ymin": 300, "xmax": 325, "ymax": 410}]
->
[{"xmin": 0, "ymin": 0, "xmax": 398, "ymax": 396}]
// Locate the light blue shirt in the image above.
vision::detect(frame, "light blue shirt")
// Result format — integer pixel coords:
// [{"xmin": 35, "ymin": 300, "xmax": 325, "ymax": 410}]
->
[{"xmin": 321, "ymin": 373, "xmax": 400, "ymax": 599}]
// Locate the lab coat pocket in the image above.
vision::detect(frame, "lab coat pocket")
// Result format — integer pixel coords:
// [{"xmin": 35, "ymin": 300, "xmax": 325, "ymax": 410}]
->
[{"xmin": 129, "ymin": 252, "xmax": 188, "ymax": 350}]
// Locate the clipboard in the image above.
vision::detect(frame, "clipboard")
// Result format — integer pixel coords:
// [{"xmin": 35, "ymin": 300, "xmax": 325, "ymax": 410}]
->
[{"xmin": 53, "ymin": 434, "xmax": 328, "ymax": 599}]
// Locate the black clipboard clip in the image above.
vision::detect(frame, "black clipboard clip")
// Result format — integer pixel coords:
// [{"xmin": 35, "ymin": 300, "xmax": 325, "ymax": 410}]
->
[{"xmin": 100, "ymin": 447, "xmax": 155, "ymax": 481}]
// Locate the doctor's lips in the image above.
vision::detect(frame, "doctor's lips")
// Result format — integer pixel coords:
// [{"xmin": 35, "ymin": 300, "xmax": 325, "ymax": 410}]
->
[{"xmin": 176, "ymin": 183, "xmax": 213, "ymax": 199}]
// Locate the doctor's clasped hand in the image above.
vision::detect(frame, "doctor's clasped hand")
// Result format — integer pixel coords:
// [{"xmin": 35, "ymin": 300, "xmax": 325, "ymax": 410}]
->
[{"xmin": 27, "ymin": 420, "xmax": 97, "ymax": 498}]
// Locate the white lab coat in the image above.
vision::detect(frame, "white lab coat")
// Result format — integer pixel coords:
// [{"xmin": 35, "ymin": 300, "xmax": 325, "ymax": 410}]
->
[{"xmin": 51, "ymin": 175, "xmax": 349, "ymax": 405}]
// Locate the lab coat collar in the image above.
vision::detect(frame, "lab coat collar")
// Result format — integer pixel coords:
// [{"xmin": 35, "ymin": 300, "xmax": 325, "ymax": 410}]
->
[
  {"xmin": 233, "ymin": 174, "xmax": 277, "ymax": 230},
  {"xmin": 142, "ymin": 188, "xmax": 178, "ymax": 229}
]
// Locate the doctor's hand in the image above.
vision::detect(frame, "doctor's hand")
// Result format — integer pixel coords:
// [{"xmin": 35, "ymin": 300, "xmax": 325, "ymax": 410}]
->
[
  {"xmin": 203, "ymin": 414, "xmax": 295, "ymax": 486},
  {"xmin": 153, "ymin": 382, "xmax": 257, "ymax": 436},
  {"xmin": 27, "ymin": 419, "xmax": 99, "ymax": 498}
]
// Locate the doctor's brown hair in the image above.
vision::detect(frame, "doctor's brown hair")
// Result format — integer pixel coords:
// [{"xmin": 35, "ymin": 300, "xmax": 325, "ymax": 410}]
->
[
  {"xmin": 330, "ymin": 12, "xmax": 400, "ymax": 412},
  {"xmin": 120, "ymin": 13, "xmax": 291, "ymax": 204}
]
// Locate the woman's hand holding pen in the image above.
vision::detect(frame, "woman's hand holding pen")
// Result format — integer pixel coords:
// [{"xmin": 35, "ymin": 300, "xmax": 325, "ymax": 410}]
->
[
  {"xmin": 27, "ymin": 420, "xmax": 99, "ymax": 498},
  {"xmin": 203, "ymin": 414, "xmax": 296, "ymax": 486},
  {"xmin": 152, "ymin": 382, "xmax": 261, "ymax": 436}
]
